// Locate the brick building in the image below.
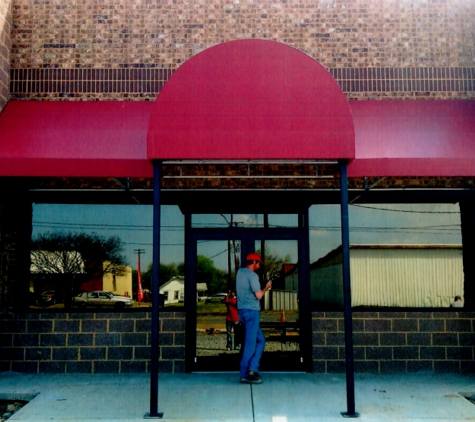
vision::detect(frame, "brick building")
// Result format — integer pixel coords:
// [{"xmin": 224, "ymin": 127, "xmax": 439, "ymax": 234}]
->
[{"xmin": 1, "ymin": 2, "xmax": 475, "ymax": 407}]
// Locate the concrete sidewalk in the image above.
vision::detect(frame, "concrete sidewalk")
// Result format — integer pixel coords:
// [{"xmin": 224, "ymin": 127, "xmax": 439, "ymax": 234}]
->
[{"xmin": 1, "ymin": 372, "xmax": 475, "ymax": 421}]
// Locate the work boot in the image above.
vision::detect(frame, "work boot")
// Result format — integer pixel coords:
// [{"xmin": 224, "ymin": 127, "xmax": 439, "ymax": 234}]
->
[
  {"xmin": 248, "ymin": 370, "xmax": 261, "ymax": 381},
  {"xmin": 239, "ymin": 371, "xmax": 262, "ymax": 384}
]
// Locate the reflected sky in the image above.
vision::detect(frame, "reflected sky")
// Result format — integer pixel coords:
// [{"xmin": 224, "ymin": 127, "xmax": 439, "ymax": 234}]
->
[{"xmin": 33, "ymin": 203, "xmax": 461, "ymax": 272}]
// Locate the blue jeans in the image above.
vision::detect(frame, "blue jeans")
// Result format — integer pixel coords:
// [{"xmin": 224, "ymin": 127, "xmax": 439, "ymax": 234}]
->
[
  {"xmin": 226, "ymin": 320, "xmax": 241, "ymax": 349},
  {"xmin": 239, "ymin": 309, "xmax": 265, "ymax": 378}
]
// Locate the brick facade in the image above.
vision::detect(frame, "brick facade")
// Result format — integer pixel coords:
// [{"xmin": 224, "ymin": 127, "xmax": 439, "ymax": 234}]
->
[
  {"xmin": 8, "ymin": 0, "xmax": 475, "ymax": 101},
  {"xmin": 0, "ymin": 0, "xmax": 11, "ymax": 111},
  {"xmin": 1, "ymin": 310, "xmax": 473, "ymax": 374}
]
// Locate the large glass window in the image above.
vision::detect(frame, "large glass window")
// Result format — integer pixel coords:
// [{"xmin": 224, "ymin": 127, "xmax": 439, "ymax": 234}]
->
[
  {"xmin": 308, "ymin": 205, "xmax": 342, "ymax": 308},
  {"xmin": 309, "ymin": 203, "xmax": 463, "ymax": 308},
  {"xmin": 30, "ymin": 204, "xmax": 185, "ymax": 310}
]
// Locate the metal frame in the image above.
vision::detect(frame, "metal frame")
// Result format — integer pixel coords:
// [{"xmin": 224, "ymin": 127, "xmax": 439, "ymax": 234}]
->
[
  {"xmin": 184, "ymin": 222, "xmax": 311, "ymax": 373},
  {"xmin": 148, "ymin": 160, "xmax": 359, "ymax": 418},
  {"xmin": 146, "ymin": 161, "xmax": 164, "ymax": 419},
  {"xmin": 340, "ymin": 160, "xmax": 360, "ymax": 418}
]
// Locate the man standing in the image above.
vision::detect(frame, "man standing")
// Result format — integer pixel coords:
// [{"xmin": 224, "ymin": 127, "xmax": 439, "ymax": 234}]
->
[
  {"xmin": 236, "ymin": 252, "xmax": 272, "ymax": 384},
  {"xmin": 223, "ymin": 289, "xmax": 241, "ymax": 350}
]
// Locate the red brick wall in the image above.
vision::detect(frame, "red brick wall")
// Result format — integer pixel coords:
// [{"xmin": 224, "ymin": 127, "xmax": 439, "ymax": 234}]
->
[{"xmin": 0, "ymin": 0, "xmax": 12, "ymax": 111}]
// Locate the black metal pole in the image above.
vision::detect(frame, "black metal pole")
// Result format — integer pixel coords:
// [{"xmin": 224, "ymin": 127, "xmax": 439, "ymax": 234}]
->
[
  {"xmin": 146, "ymin": 161, "xmax": 164, "ymax": 419},
  {"xmin": 339, "ymin": 160, "xmax": 359, "ymax": 418}
]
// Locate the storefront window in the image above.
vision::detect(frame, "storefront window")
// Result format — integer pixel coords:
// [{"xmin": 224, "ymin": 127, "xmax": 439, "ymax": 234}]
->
[
  {"xmin": 30, "ymin": 204, "xmax": 184, "ymax": 310},
  {"xmin": 309, "ymin": 203, "xmax": 463, "ymax": 309}
]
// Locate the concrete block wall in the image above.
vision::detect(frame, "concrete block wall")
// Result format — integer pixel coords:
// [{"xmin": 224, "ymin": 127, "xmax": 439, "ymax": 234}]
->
[
  {"xmin": 2, "ymin": 310, "xmax": 475, "ymax": 374},
  {"xmin": 312, "ymin": 311, "xmax": 475, "ymax": 374},
  {"xmin": 0, "ymin": 0, "xmax": 11, "ymax": 111},
  {"xmin": 8, "ymin": 0, "xmax": 475, "ymax": 101},
  {"xmin": 0, "ymin": 311, "xmax": 185, "ymax": 374}
]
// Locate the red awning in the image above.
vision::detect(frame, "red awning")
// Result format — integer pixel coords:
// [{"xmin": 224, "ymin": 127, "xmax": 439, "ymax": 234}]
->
[
  {"xmin": 0, "ymin": 99, "xmax": 474, "ymax": 178},
  {"xmin": 348, "ymin": 100, "xmax": 475, "ymax": 177},
  {"xmin": 0, "ymin": 101, "xmax": 153, "ymax": 177},
  {"xmin": 147, "ymin": 39, "xmax": 355, "ymax": 160}
]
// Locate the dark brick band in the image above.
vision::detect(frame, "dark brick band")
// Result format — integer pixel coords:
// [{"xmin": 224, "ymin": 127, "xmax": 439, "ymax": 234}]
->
[{"xmin": 10, "ymin": 67, "xmax": 475, "ymax": 96}]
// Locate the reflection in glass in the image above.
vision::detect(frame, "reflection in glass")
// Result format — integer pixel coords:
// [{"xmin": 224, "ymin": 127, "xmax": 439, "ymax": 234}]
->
[
  {"xmin": 309, "ymin": 203, "xmax": 463, "ymax": 308},
  {"xmin": 30, "ymin": 204, "xmax": 156, "ymax": 310},
  {"xmin": 191, "ymin": 214, "xmax": 264, "ymax": 228},
  {"xmin": 196, "ymin": 240, "xmax": 238, "ymax": 357},
  {"xmin": 267, "ymin": 214, "xmax": 299, "ymax": 228},
  {"xmin": 255, "ymin": 240, "xmax": 300, "ymax": 355},
  {"xmin": 30, "ymin": 204, "xmax": 187, "ymax": 310}
]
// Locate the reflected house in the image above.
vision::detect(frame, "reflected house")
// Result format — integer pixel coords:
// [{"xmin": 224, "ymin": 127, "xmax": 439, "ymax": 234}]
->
[
  {"xmin": 30, "ymin": 252, "xmax": 132, "ymax": 299},
  {"xmin": 159, "ymin": 276, "xmax": 208, "ymax": 304},
  {"xmin": 30, "ymin": 250, "xmax": 86, "ymax": 297},
  {"xmin": 98, "ymin": 263, "xmax": 132, "ymax": 298},
  {"xmin": 306, "ymin": 245, "xmax": 463, "ymax": 308},
  {"xmin": 196, "ymin": 283, "xmax": 208, "ymax": 302},
  {"xmin": 71, "ymin": 261, "xmax": 133, "ymax": 298},
  {"xmin": 30, "ymin": 250, "xmax": 85, "ymax": 275}
]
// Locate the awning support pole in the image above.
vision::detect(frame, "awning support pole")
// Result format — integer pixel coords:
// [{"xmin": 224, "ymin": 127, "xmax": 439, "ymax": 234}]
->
[
  {"xmin": 339, "ymin": 160, "xmax": 360, "ymax": 419},
  {"xmin": 146, "ymin": 161, "xmax": 164, "ymax": 419}
]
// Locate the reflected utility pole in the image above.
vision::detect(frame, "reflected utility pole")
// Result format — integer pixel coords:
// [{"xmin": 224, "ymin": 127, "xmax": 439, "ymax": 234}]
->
[
  {"xmin": 220, "ymin": 214, "xmax": 233, "ymax": 289},
  {"xmin": 233, "ymin": 222, "xmax": 242, "ymax": 275},
  {"xmin": 134, "ymin": 249, "xmax": 145, "ymax": 303}
]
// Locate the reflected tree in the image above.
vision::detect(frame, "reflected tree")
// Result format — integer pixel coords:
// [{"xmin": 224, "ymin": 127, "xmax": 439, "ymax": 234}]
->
[
  {"xmin": 31, "ymin": 232, "xmax": 127, "ymax": 307},
  {"xmin": 196, "ymin": 255, "xmax": 227, "ymax": 294},
  {"xmin": 137, "ymin": 262, "xmax": 182, "ymax": 292},
  {"xmin": 256, "ymin": 248, "xmax": 292, "ymax": 288}
]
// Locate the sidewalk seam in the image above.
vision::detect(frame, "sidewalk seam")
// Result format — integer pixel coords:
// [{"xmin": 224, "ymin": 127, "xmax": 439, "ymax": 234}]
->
[{"xmin": 250, "ymin": 385, "xmax": 256, "ymax": 422}]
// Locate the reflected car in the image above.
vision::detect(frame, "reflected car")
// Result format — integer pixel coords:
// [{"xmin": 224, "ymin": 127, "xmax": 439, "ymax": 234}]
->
[
  {"xmin": 73, "ymin": 291, "xmax": 133, "ymax": 309},
  {"xmin": 205, "ymin": 293, "xmax": 227, "ymax": 303},
  {"xmin": 37, "ymin": 290, "xmax": 57, "ymax": 307}
]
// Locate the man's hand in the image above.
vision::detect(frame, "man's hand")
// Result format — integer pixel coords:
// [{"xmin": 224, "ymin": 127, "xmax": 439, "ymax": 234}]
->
[{"xmin": 254, "ymin": 280, "xmax": 272, "ymax": 300}]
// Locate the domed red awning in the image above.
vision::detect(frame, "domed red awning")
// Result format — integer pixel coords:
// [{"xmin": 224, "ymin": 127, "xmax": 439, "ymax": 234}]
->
[
  {"xmin": 147, "ymin": 39, "xmax": 355, "ymax": 160},
  {"xmin": 1, "ymin": 40, "xmax": 474, "ymax": 178}
]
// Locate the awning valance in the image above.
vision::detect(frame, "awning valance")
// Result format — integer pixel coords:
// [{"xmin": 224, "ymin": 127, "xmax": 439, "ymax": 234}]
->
[
  {"xmin": 0, "ymin": 99, "xmax": 474, "ymax": 178},
  {"xmin": 348, "ymin": 100, "xmax": 475, "ymax": 177},
  {"xmin": 0, "ymin": 101, "xmax": 153, "ymax": 177}
]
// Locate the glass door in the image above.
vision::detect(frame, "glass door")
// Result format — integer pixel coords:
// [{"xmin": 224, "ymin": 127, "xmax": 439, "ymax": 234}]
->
[
  {"xmin": 253, "ymin": 239, "xmax": 303, "ymax": 372},
  {"xmin": 194, "ymin": 239, "xmax": 243, "ymax": 371},
  {"xmin": 189, "ymin": 230, "xmax": 308, "ymax": 372}
]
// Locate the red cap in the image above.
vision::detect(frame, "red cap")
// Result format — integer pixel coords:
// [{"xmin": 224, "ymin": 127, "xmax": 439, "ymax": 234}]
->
[{"xmin": 246, "ymin": 253, "xmax": 262, "ymax": 263}]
